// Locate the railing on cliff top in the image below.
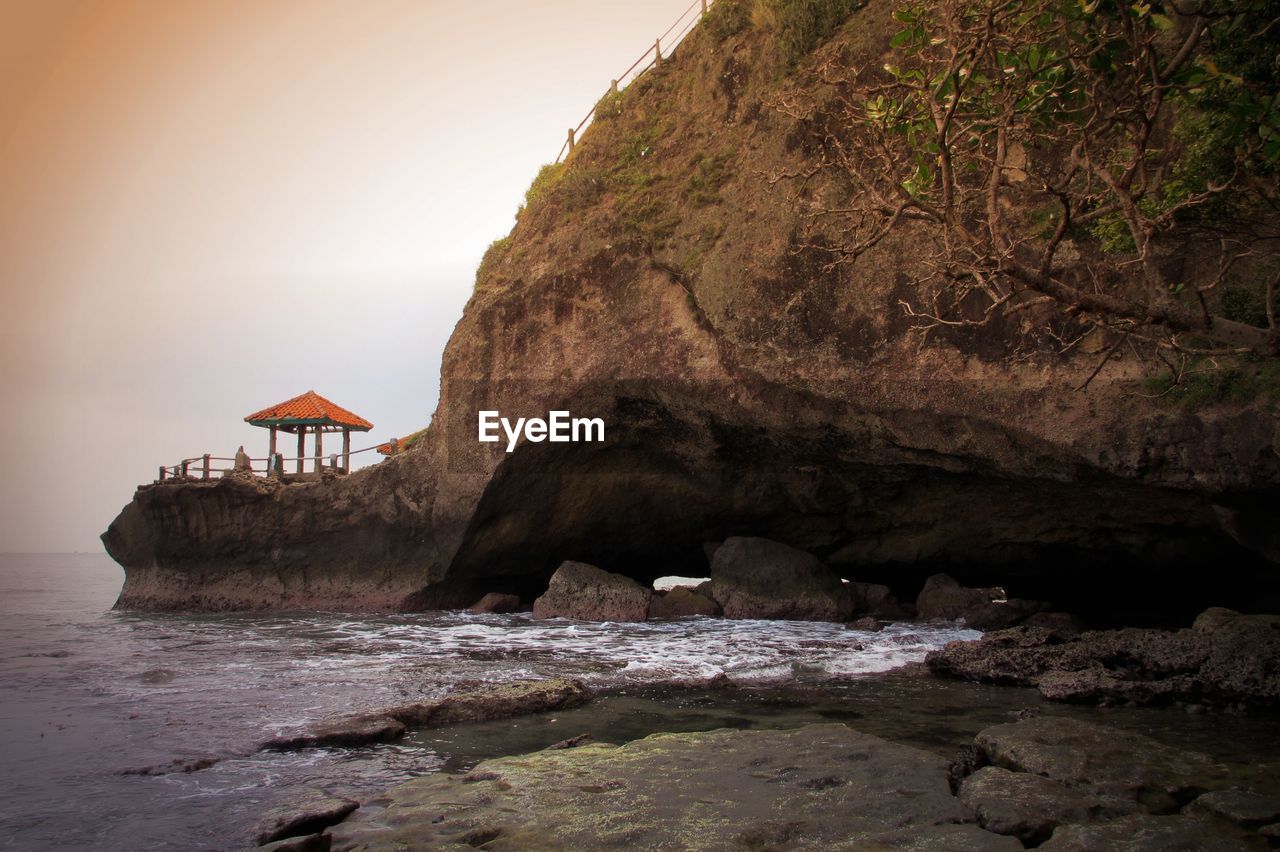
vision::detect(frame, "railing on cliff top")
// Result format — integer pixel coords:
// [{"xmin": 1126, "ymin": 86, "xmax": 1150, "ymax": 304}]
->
[
  {"xmin": 155, "ymin": 441, "xmax": 403, "ymax": 484},
  {"xmin": 555, "ymin": 0, "xmax": 716, "ymax": 163}
]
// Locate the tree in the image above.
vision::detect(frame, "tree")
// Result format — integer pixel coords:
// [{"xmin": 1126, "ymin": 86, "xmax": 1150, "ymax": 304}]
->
[{"xmin": 786, "ymin": 0, "xmax": 1280, "ymax": 369}]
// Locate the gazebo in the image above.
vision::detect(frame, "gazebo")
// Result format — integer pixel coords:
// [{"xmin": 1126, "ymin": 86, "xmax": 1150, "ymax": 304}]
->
[{"xmin": 244, "ymin": 390, "xmax": 373, "ymax": 476}]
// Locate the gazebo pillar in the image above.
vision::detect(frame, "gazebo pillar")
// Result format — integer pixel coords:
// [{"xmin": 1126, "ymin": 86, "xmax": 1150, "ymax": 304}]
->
[
  {"xmin": 296, "ymin": 427, "xmax": 306, "ymax": 474},
  {"xmin": 268, "ymin": 425, "xmax": 278, "ymax": 461},
  {"xmin": 342, "ymin": 428, "xmax": 351, "ymax": 473},
  {"xmin": 315, "ymin": 429, "xmax": 324, "ymax": 472}
]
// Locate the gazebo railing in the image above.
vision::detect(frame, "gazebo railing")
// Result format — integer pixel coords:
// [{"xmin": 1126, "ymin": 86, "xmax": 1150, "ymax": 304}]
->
[{"xmin": 156, "ymin": 444, "xmax": 386, "ymax": 483}]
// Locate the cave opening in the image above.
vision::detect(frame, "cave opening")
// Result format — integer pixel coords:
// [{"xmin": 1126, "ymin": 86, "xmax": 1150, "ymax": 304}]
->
[{"xmin": 438, "ymin": 394, "xmax": 1278, "ymax": 627}]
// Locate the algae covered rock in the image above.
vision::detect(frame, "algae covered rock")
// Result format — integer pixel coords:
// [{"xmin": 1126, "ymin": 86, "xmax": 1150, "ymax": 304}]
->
[{"xmin": 327, "ymin": 723, "xmax": 1019, "ymax": 850}]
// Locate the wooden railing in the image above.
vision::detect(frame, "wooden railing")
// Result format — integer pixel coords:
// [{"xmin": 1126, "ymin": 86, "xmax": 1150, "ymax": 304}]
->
[
  {"xmin": 556, "ymin": 0, "xmax": 716, "ymax": 162},
  {"xmin": 156, "ymin": 444, "xmax": 384, "ymax": 483}
]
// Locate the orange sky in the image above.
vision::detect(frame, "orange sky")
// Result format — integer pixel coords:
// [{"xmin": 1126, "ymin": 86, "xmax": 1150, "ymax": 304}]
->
[{"xmin": 0, "ymin": 0, "xmax": 700, "ymax": 552}]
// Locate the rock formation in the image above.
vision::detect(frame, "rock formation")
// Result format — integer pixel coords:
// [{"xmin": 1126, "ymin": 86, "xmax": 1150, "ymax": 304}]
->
[
  {"xmin": 926, "ymin": 608, "xmax": 1280, "ymax": 707},
  {"xmin": 103, "ymin": 1, "xmax": 1280, "ymax": 621}
]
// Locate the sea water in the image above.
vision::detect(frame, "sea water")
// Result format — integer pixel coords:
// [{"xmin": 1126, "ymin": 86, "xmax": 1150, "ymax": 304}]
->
[{"xmin": 2, "ymin": 553, "xmax": 1279, "ymax": 850}]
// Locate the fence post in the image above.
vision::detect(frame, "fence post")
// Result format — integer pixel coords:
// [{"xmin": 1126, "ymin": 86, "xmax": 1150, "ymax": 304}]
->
[
  {"xmin": 202, "ymin": 454, "xmax": 211, "ymax": 480},
  {"xmin": 701, "ymin": 0, "xmax": 708, "ymax": 14},
  {"xmin": 159, "ymin": 466, "xmax": 166, "ymax": 482},
  {"xmin": 181, "ymin": 460, "xmax": 189, "ymax": 478},
  {"xmin": 567, "ymin": 127, "xmax": 575, "ymax": 154},
  {"xmin": 610, "ymin": 78, "xmax": 618, "ymax": 94},
  {"xmin": 655, "ymin": 38, "xmax": 662, "ymax": 64}
]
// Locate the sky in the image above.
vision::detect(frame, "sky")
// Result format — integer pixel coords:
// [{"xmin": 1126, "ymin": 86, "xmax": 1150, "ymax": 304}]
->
[{"xmin": 0, "ymin": 0, "xmax": 702, "ymax": 552}]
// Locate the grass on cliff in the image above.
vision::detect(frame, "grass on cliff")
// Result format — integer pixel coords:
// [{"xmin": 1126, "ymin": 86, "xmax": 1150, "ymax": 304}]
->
[
  {"xmin": 1144, "ymin": 358, "xmax": 1280, "ymax": 409},
  {"xmin": 752, "ymin": 0, "xmax": 867, "ymax": 66}
]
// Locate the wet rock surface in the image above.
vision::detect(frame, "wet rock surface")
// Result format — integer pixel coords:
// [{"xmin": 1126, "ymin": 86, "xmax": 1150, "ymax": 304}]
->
[
  {"xmin": 260, "ymin": 679, "xmax": 592, "ymax": 752},
  {"xmin": 973, "ymin": 717, "xmax": 1227, "ymax": 813},
  {"xmin": 958, "ymin": 765, "xmax": 1134, "ymax": 845},
  {"xmin": 709, "ymin": 537, "xmax": 853, "ymax": 621},
  {"xmin": 327, "ymin": 724, "xmax": 1019, "ymax": 851},
  {"xmin": 927, "ymin": 609, "xmax": 1280, "ymax": 706},
  {"xmin": 1189, "ymin": 790, "xmax": 1280, "ymax": 829},
  {"xmin": 532, "ymin": 561, "xmax": 651, "ymax": 621},
  {"xmin": 255, "ymin": 791, "xmax": 358, "ymax": 846},
  {"xmin": 1038, "ymin": 814, "xmax": 1254, "ymax": 850}
]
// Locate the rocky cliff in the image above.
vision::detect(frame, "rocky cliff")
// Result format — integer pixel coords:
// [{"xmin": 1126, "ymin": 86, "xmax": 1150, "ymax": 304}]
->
[{"xmin": 104, "ymin": 0, "xmax": 1280, "ymax": 623}]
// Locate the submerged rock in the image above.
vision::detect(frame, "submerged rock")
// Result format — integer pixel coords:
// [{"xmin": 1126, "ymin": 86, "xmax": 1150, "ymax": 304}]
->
[
  {"xmin": 120, "ymin": 755, "xmax": 221, "ymax": 776},
  {"xmin": 260, "ymin": 679, "xmax": 592, "ymax": 752},
  {"xmin": 928, "ymin": 608, "xmax": 1280, "ymax": 706},
  {"xmin": 261, "ymin": 718, "xmax": 407, "ymax": 752},
  {"xmin": 254, "ymin": 791, "xmax": 358, "ymax": 846},
  {"xmin": 327, "ymin": 724, "xmax": 1020, "ymax": 851},
  {"xmin": 709, "ymin": 537, "xmax": 853, "ymax": 621},
  {"xmin": 532, "ymin": 561, "xmax": 651, "ymax": 621}
]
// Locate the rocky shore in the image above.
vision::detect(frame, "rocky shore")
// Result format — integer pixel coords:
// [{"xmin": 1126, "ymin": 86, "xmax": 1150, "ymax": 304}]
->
[
  {"xmin": 255, "ymin": 711, "xmax": 1280, "ymax": 850},
  {"xmin": 927, "ymin": 608, "xmax": 1280, "ymax": 709}
]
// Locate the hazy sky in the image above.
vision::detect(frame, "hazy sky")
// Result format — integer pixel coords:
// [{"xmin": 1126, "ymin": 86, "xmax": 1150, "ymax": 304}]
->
[{"xmin": 0, "ymin": 0, "xmax": 700, "ymax": 552}]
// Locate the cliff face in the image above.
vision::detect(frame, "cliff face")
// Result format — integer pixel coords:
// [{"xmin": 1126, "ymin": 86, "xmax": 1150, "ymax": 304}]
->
[{"xmin": 104, "ymin": 1, "xmax": 1280, "ymax": 621}]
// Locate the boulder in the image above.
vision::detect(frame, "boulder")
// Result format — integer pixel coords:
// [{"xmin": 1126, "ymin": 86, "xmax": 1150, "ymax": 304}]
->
[
  {"xmin": 916, "ymin": 574, "xmax": 995, "ymax": 621},
  {"xmin": 974, "ymin": 717, "xmax": 1227, "ymax": 812},
  {"xmin": 328, "ymin": 724, "xmax": 1020, "ymax": 850},
  {"xmin": 532, "ymin": 561, "xmax": 651, "ymax": 621},
  {"xmin": 466, "ymin": 592, "xmax": 523, "ymax": 614},
  {"xmin": 709, "ymin": 537, "xmax": 853, "ymax": 621},
  {"xmin": 1038, "ymin": 814, "xmax": 1252, "ymax": 850},
  {"xmin": 959, "ymin": 766, "xmax": 1134, "ymax": 845},
  {"xmin": 261, "ymin": 680, "xmax": 591, "ymax": 752},
  {"xmin": 255, "ymin": 791, "xmax": 358, "ymax": 845},
  {"xmin": 916, "ymin": 574, "xmax": 1042, "ymax": 627},
  {"xmin": 847, "ymin": 616, "xmax": 883, "ymax": 632},
  {"xmin": 647, "ymin": 586, "xmax": 721, "ymax": 618},
  {"xmin": 847, "ymin": 581, "xmax": 893, "ymax": 613}
]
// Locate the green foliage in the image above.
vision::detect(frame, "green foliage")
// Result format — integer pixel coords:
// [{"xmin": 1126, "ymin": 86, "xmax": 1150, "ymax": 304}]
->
[
  {"xmin": 1089, "ymin": 213, "xmax": 1137, "ymax": 254},
  {"xmin": 1219, "ymin": 285, "xmax": 1270, "ymax": 328},
  {"xmin": 619, "ymin": 195, "xmax": 682, "ymax": 250},
  {"xmin": 684, "ymin": 148, "xmax": 738, "ymax": 206},
  {"xmin": 756, "ymin": 0, "xmax": 866, "ymax": 67},
  {"xmin": 523, "ymin": 163, "xmax": 565, "ymax": 213},
  {"xmin": 707, "ymin": 0, "xmax": 753, "ymax": 41},
  {"xmin": 475, "ymin": 236, "xmax": 511, "ymax": 287},
  {"xmin": 1144, "ymin": 358, "xmax": 1280, "ymax": 408},
  {"xmin": 594, "ymin": 88, "xmax": 625, "ymax": 122},
  {"xmin": 559, "ymin": 167, "xmax": 607, "ymax": 210}
]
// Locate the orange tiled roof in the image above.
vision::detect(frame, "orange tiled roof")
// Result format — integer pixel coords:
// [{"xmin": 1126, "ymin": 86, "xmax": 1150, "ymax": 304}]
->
[{"xmin": 244, "ymin": 390, "xmax": 373, "ymax": 431}]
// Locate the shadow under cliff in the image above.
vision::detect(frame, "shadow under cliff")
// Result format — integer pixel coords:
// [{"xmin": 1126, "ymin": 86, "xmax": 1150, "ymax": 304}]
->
[{"xmin": 439, "ymin": 384, "xmax": 1279, "ymax": 627}]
